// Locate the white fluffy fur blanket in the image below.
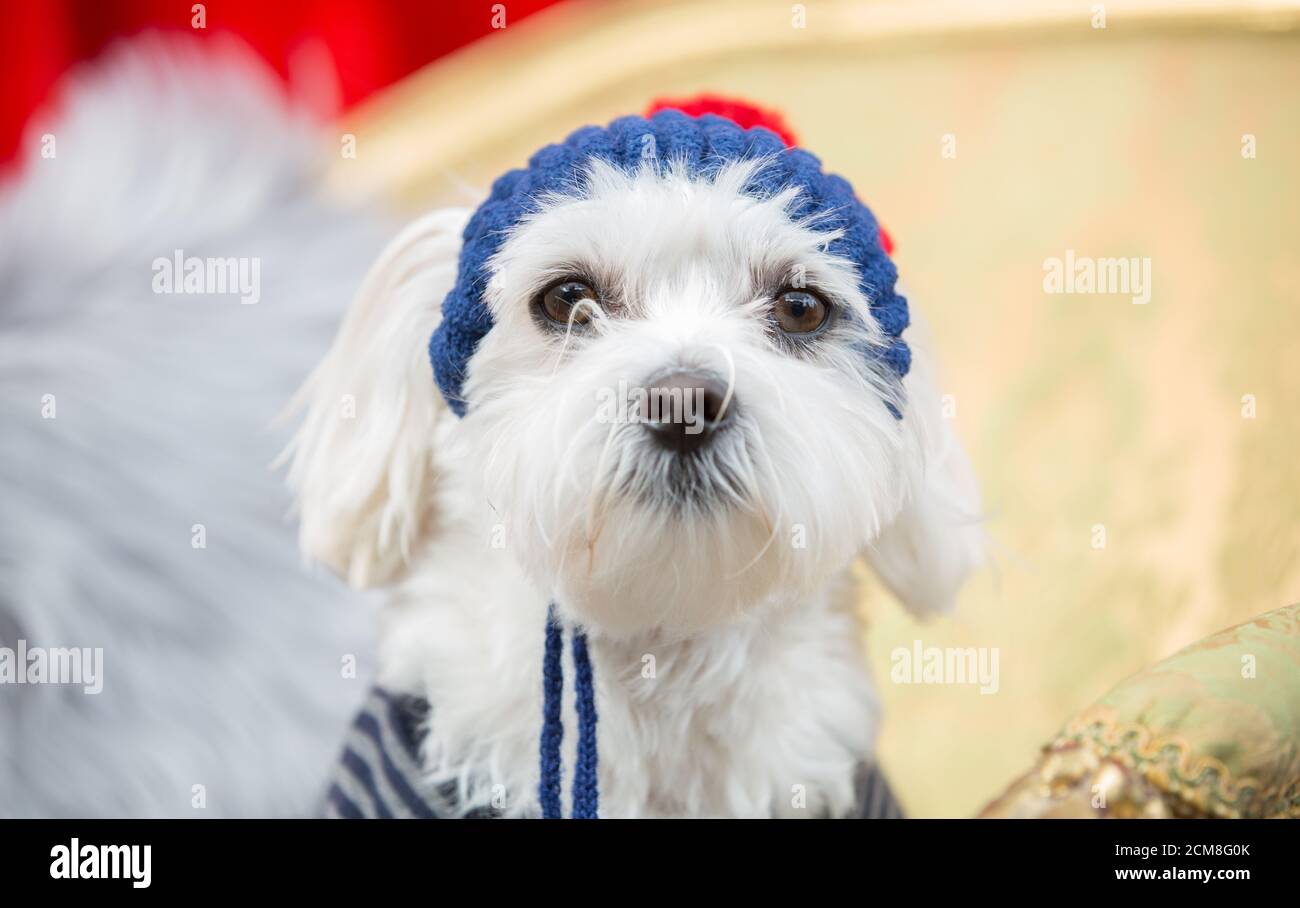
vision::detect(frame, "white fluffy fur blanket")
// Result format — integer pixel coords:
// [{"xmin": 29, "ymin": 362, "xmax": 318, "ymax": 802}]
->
[{"xmin": 0, "ymin": 34, "xmax": 386, "ymax": 817}]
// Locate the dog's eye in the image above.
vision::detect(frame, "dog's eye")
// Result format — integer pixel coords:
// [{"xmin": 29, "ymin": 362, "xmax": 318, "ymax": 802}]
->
[
  {"xmin": 538, "ymin": 280, "xmax": 599, "ymax": 326},
  {"xmin": 771, "ymin": 289, "xmax": 829, "ymax": 334}
]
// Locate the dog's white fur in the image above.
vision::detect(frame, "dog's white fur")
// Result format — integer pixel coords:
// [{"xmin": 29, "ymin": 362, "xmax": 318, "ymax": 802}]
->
[{"xmin": 288, "ymin": 158, "xmax": 983, "ymax": 817}]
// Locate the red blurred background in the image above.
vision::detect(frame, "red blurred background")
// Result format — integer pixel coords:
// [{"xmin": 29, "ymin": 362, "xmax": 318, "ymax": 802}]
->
[{"xmin": 0, "ymin": 0, "xmax": 566, "ymax": 164}]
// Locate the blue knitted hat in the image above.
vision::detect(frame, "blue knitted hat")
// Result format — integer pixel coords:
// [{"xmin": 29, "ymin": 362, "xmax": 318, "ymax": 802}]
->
[{"xmin": 428, "ymin": 105, "xmax": 909, "ymax": 417}]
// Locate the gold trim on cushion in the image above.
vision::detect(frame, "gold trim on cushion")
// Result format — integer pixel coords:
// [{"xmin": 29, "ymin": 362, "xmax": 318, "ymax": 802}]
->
[{"xmin": 1053, "ymin": 706, "xmax": 1280, "ymax": 818}]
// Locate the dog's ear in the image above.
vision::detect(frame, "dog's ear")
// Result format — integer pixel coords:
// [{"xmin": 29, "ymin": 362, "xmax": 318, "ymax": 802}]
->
[
  {"xmin": 865, "ymin": 328, "xmax": 985, "ymax": 617},
  {"xmin": 283, "ymin": 208, "xmax": 470, "ymax": 589}
]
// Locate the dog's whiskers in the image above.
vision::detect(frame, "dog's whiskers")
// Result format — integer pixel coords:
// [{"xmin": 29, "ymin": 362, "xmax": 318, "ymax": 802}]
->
[
  {"xmin": 548, "ymin": 299, "xmax": 604, "ymax": 381},
  {"xmin": 707, "ymin": 342, "xmax": 738, "ymax": 423},
  {"xmin": 582, "ymin": 417, "xmax": 624, "ymax": 576},
  {"xmin": 726, "ymin": 420, "xmax": 785, "ymax": 581},
  {"xmin": 553, "ymin": 408, "xmax": 596, "ymax": 512}
]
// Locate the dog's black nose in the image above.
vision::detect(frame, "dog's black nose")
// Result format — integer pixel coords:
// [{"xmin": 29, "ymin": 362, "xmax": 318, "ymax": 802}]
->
[{"xmin": 642, "ymin": 370, "xmax": 732, "ymax": 454}]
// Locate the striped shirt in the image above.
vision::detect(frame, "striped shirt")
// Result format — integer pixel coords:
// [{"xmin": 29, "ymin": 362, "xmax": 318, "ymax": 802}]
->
[{"xmin": 325, "ymin": 686, "xmax": 905, "ymax": 819}]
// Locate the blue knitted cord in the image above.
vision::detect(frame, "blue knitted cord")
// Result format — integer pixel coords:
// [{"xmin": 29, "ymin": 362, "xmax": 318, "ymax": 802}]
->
[
  {"xmin": 538, "ymin": 608, "xmax": 564, "ymax": 819},
  {"xmin": 538, "ymin": 607, "xmax": 601, "ymax": 819},
  {"xmin": 429, "ymin": 108, "xmax": 908, "ymax": 418},
  {"xmin": 570, "ymin": 628, "xmax": 599, "ymax": 819}
]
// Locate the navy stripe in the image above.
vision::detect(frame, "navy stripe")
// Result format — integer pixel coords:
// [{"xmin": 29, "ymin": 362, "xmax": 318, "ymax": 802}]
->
[
  {"xmin": 327, "ymin": 783, "xmax": 366, "ymax": 819},
  {"xmin": 341, "ymin": 746, "xmax": 395, "ymax": 819},
  {"xmin": 355, "ymin": 711, "xmax": 439, "ymax": 818},
  {"xmin": 854, "ymin": 764, "xmax": 904, "ymax": 819},
  {"xmin": 372, "ymin": 689, "xmax": 426, "ymax": 762}
]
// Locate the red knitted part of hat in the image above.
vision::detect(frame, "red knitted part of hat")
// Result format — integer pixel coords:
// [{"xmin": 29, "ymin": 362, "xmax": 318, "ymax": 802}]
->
[
  {"xmin": 647, "ymin": 94, "xmax": 798, "ymax": 146},
  {"xmin": 644, "ymin": 94, "xmax": 893, "ymax": 256}
]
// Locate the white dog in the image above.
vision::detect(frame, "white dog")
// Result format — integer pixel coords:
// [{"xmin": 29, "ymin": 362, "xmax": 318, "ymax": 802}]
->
[{"xmin": 287, "ymin": 107, "xmax": 982, "ymax": 819}]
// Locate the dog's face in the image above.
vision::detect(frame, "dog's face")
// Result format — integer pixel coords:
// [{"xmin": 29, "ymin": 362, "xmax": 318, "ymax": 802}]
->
[
  {"xmin": 459, "ymin": 160, "xmax": 908, "ymax": 637},
  {"xmin": 289, "ymin": 159, "xmax": 982, "ymax": 640}
]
